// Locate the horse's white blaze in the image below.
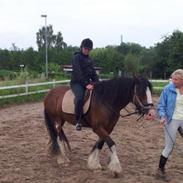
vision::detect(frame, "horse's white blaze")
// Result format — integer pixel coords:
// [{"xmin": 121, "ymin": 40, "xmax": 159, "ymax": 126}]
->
[
  {"xmin": 108, "ymin": 145, "xmax": 122, "ymax": 174},
  {"xmin": 146, "ymin": 87, "xmax": 152, "ymax": 104},
  {"xmin": 88, "ymin": 149, "xmax": 102, "ymax": 170}
]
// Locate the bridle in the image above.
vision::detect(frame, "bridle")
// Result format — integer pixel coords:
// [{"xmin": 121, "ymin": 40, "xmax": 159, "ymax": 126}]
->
[
  {"xmin": 119, "ymin": 83, "xmax": 153, "ymax": 121},
  {"xmin": 100, "ymin": 81, "xmax": 154, "ymax": 121},
  {"xmin": 132, "ymin": 84, "xmax": 154, "ymax": 116}
]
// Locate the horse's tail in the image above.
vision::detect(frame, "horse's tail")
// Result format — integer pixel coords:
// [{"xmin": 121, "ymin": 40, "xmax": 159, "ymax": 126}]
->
[{"xmin": 44, "ymin": 109, "xmax": 60, "ymax": 155}]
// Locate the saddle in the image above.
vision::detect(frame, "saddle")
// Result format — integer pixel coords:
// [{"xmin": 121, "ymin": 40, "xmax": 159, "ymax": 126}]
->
[{"xmin": 62, "ymin": 89, "xmax": 92, "ymax": 114}]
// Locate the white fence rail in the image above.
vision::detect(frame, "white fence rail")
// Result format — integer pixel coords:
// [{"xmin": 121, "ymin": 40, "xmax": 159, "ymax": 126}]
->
[
  {"xmin": 150, "ymin": 79, "xmax": 169, "ymax": 90},
  {"xmin": 0, "ymin": 80, "xmax": 70, "ymax": 99},
  {"xmin": 150, "ymin": 79, "xmax": 168, "ymax": 82},
  {"xmin": 0, "ymin": 79, "xmax": 168, "ymax": 99}
]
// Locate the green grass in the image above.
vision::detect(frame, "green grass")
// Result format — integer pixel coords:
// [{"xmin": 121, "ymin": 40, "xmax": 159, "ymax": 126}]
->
[
  {"xmin": 151, "ymin": 81, "xmax": 168, "ymax": 88},
  {"xmin": 0, "ymin": 93, "xmax": 45, "ymax": 108}
]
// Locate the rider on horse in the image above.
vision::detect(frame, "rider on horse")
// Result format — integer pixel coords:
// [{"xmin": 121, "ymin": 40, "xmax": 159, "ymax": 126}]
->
[{"xmin": 70, "ymin": 38, "xmax": 99, "ymax": 131}]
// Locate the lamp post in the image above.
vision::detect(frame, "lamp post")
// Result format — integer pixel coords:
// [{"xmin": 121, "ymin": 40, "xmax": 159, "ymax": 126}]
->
[{"xmin": 41, "ymin": 14, "xmax": 48, "ymax": 79}]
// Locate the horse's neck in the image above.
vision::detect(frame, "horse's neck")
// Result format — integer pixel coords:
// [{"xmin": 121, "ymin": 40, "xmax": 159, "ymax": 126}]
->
[
  {"xmin": 113, "ymin": 87, "xmax": 133, "ymax": 112},
  {"xmin": 95, "ymin": 78, "xmax": 134, "ymax": 112},
  {"xmin": 117, "ymin": 97, "xmax": 131, "ymax": 111}
]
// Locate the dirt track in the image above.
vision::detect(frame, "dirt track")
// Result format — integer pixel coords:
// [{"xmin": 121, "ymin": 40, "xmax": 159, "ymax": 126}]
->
[{"xmin": 0, "ymin": 97, "xmax": 183, "ymax": 183}]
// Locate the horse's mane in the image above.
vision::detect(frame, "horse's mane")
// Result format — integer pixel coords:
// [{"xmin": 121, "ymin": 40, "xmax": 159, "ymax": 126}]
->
[
  {"xmin": 93, "ymin": 77, "xmax": 134, "ymax": 108},
  {"xmin": 93, "ymin": 76, "xmax": 152, "ymax": 109}
]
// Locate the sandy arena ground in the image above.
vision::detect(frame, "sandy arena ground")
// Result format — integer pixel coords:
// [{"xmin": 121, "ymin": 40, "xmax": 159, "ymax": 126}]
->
[{"xmin": 0, "ymin": 96, "xmax": 183, "ymax": 183}]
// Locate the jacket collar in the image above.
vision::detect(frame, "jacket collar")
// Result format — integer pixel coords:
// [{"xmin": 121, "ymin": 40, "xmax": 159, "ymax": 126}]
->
[{"xmin": 169, "ymin": 82, "xmax": 177, "ymax": 93}]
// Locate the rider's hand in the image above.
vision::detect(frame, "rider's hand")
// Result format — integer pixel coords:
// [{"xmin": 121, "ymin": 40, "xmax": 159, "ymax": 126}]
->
[{"xmin": 86, "ymin": 84, "xmax": 94, "ymax": 90}]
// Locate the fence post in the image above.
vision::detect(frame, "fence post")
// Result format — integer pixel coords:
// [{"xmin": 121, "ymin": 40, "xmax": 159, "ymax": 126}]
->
[
  {"xmin": 53, "ymin": 79, "xmax": 55, "ymax": 88},
  {"xmin": 25, "ymin": 81, "xmax": 28, "ymax": 94}
]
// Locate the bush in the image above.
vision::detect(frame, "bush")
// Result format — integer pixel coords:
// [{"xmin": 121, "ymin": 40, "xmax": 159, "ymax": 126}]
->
[
  {"xmin": 0, "ymin": 69, "xmax": 16, "ymax": 80},
  {"xmin": 99, "ymin": 73, "xmax": 114, "ymax": 79}
]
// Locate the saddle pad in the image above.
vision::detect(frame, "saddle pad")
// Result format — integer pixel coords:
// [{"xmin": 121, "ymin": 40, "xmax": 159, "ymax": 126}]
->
[{"xmin": 62, "ymin": 89, "xmax": 92, "ymax": 114}]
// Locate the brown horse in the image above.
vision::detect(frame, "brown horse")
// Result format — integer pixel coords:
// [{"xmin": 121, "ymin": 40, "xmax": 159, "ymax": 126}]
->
[{"xmin": 44, "ymin": 76, "xmax": 154, "ymax": 176}]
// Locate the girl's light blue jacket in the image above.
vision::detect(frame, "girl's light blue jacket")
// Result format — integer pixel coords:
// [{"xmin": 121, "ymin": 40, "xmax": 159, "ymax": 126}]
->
[{"xmin": 157, "ymin": 82, "xmax": 177, "ymax": 123}]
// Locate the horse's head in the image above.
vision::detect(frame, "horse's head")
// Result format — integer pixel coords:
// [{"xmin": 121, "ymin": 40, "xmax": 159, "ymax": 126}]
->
[{"xmin": 132, "ymin": 76, "xmax": 154, "ymax": 117}]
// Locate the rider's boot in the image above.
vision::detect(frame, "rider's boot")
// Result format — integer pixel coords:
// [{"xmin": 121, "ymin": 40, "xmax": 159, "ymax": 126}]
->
[
  {"xmin": 75, "ymin": 113, "xmax": 82, "ymax": 131},
  {"xmin": 76, "ymin": 122, "xmax": 82, "ymax": 131}
]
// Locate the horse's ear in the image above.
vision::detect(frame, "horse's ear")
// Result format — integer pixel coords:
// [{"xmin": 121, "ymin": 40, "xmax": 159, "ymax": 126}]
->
[
  {"xmin": 133, "ymin": 74, "xmax": 137, "ymax": 79},
  {"xmin": 133, "ymin": 74, "xmax": 139, "ymax": 82},
  {"xmin": 132, "ymin": 73, "xmax": 140, "ymax": 78}
]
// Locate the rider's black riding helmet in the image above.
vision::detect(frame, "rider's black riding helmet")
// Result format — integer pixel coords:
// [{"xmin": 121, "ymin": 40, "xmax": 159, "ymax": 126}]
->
[{"xmin": 80, "ymin": 38, "xmax": 93, "ymax": 50}]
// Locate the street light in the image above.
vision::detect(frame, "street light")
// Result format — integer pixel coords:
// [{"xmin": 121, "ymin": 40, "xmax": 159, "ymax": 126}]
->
[{"xmin": 41, "ymin": 14, "xmax": 48, "ymax": 79}]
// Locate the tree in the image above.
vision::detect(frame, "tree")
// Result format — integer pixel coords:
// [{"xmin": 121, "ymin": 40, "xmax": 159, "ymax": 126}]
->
[
  {"xmin": 124, "ymin": 53, "xmax": 139, "ymax": 76},
  {"xmin": 23, "ymin": 47, "xmax": 41, "ymax": 72},
  {"xmin": 36, "ymin": 25, "xmax": 67, "ymax": 50},
  {"xmin": 55, "ymin": 32, "xmax": 67, "ymax": 50},
  {"xmin": 36, "ymin": 25, "xmax": 55, "ymax": 50},
  {"xmin": 153, "ymin": 30, "xmax": 183, "ymax": 78},
  {"xmin": 0, "ymin": 49, "xmax": 11, "ymax": 70},
  {"xmin": 91, "ymin": 47, "xmax": 124, "ymax": 73},
  {"xmin": 168, "ymin": 30, "xmax": 183, "ymax": 70},
  {"xmin": 117, "ymin": 42, "xmax": 131, "ymax": 55},
  {"xmin": 139, "ymin": 48, "xmax": 157, "ymax": 78}
]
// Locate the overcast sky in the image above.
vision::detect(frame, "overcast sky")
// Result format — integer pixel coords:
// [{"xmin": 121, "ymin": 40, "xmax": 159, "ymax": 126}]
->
[{"xmin": 0, "ymin": 0, "xmax": 183, "ymax": 50}]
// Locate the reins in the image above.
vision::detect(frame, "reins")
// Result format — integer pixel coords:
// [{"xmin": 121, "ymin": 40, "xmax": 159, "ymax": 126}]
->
[
  {"xmin": 121, "ymin": 105, "xmax": 138, "ymax": 117},
  {"xmin": 120, "ymin": 107, "xmax": 145, "ymax": 121},
  {"xmin": 120, "ymin": 110, "xmax": 138, "ymax": 118}
]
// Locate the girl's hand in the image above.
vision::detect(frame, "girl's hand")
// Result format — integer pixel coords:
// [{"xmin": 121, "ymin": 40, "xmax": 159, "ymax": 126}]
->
[
  {"xmin": 160, "ymin": 117, "xmax": 166, "ymax": 126},
  {"xmin": 86, "ymin": 84, "xmax": 93, "ymax": 90}
]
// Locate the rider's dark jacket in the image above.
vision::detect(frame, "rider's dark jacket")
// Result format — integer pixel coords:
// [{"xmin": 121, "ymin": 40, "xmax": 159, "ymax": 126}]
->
[{"xmin": 70, "ymin": 51, "xmax": 99, "ymax": 87}]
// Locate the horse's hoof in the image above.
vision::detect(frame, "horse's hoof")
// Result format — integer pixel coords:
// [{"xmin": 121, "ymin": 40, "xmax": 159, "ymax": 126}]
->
[
  {"xmin": 65, "ymin": 157, "xmax": 70, "ymax": 164},
  {"xmin": 88, "ymin": 164, "xmax": 102, "ymax": 171},
  {"xmin": 101, "ymin": 166, "xmax": 106, "ymax": 171},
  {"xmin": 62, "ymin": 162, "xmax": 70, "ymax": 167},
  {"xmin": 108, "ymin": 164, "xmax": 122, "ymax": 178},
  {"xmin": 110, "ymin": 171, "xmax": 120, "ymax": 178},
  {"xmin": 57, "ymin": 156, "xmax": 70, "ymax": 165},
  {"xmin": 47, "ymin": 147, "xmax": 53, "ymax": 156},
  {"xmin": 57, "ymin": 159, "xmax": 70, "ymax": 165},
  {"xmin": 57, "ymin": 157, "xmax": 64, "ymax": 165}
]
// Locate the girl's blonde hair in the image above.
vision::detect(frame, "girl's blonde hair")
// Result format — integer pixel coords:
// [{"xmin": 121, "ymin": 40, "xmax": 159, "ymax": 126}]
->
[{"xmin": 172, "ymin": 69, "xmax": 183, "ymax": 80}]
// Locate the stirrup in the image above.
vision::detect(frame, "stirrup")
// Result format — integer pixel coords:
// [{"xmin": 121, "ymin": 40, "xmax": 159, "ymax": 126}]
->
[{"xmin": 76, "ymin": 123, "xmax": 82, "ymax": 131}]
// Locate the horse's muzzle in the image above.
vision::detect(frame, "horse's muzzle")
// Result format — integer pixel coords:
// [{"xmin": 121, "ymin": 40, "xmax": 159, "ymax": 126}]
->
[{"xmin": 136, "ymin": 104, "xmax": 153, "ymax": 114}]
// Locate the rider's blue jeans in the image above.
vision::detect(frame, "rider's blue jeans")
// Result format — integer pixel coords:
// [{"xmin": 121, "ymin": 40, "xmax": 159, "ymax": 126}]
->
[{"xmin": 70, "ymin": 83, "xmax": 85, "ymax": 122}]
